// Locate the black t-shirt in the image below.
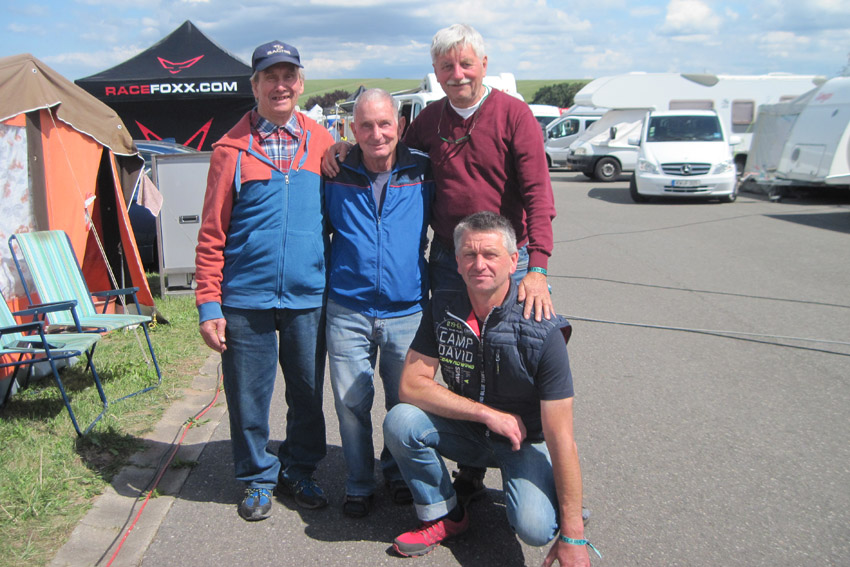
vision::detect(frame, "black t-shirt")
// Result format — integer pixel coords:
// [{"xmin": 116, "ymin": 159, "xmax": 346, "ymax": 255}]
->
[{"xmin": 410, "ymin": 300, "xmax": 573, "ymax": 440}]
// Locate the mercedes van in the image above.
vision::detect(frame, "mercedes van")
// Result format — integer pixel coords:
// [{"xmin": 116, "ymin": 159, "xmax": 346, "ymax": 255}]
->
[{"xmin": 629, "ymin": 110, "xmax": 740, "ymax": 203}]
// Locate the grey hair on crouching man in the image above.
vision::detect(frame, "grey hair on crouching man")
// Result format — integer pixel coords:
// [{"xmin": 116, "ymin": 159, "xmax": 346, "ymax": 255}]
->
[
  {"xmin": 453, "ymin": 211, "xmax": 518, "ymax": 255},
  {"xmin": 430, "ymin": 23, "xmax": 486, "ymax": 62}
]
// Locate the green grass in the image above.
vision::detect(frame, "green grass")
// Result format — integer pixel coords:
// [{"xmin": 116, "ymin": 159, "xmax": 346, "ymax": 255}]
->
[{"xmin": 0, "ymin": 292, "xmax": 208, "ymax": 567}]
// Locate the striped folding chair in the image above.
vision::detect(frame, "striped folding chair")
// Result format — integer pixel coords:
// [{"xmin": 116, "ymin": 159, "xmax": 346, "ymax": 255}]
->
[
  {"xmin": 8, "ymin": 230, "xmax": 162, "ymax": 398},
  {"xmin": 0, "ymin": 291, "xmax": 108, "ymax": 435}
]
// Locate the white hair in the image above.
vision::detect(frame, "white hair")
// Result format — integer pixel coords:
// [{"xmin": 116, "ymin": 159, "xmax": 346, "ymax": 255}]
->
[{"xmin": 430, "ymin": 23, "xmax": 486, "ymax": 62}]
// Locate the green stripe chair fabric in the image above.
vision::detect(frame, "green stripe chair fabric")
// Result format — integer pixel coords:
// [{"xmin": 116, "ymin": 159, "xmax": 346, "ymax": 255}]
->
[
  {"xmin": 0, "ymin": 292, "xmax": 108, "ymax": 435},
  {"xmin": 8, "ymin": 230, "xmax": 162, "ymax": 393}
]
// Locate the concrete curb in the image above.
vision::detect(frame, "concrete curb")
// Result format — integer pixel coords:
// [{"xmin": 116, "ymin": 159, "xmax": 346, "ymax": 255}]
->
[{"xmin": 49, "ymin": 352, "xmax": 226, "ymax": 567}]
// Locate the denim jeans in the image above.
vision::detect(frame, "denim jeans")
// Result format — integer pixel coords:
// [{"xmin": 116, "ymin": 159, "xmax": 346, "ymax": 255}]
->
[
  {"xmin": 326, "ymin": 299, "xmax": 421, "ymax": 497},
  {"xmin": 383, "ymin": 403, "xmax": 560, "ymax": 547},
  {"xmin": 429, "ymin": 238, "xmax": 529, "ymax": 292},
  {"xmin": 220, "ymin": 305, "xmax": 327, "ymax": 490}
]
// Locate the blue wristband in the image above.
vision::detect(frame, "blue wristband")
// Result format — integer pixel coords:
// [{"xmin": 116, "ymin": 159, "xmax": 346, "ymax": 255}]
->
[
  {"xmin": 558, "ymin": 535, "xmax": 602, "ymax": 558},
  {"xmin": 529, "ymin": 266, "xmax": 547, "ymax": 276}
]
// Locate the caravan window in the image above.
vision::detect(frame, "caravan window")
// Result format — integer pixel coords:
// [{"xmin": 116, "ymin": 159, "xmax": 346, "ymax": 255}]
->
[
  {"xmin": 731, "ymin": 100, "xmax": 756, "ymax": 133},
  {"xmin": 669, "ymin": 100, "xmax": 714, "ymax": 110}
]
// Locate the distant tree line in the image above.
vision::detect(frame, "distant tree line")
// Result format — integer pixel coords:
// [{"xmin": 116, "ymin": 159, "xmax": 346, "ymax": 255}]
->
[
  {"xmin": 304, "ymin": 89, "xmax": 351, "ymax": 110},
  {"xmin": 531, "ymin": 81, "xmax": 591, "ymax": 108}
]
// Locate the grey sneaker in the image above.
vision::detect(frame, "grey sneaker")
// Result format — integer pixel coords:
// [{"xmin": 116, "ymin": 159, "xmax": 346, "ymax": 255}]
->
[
  {"xmin": 275, "ymin": 477, "xmax": 328, "ymax": 509},
  {"xmin": 238, "ymin": 487, "xmax": 272, "ymax": 521}
]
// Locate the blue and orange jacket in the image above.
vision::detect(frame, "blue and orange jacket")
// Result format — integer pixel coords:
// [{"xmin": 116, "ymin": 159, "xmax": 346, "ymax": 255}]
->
[
  {"xmin": 195, "ymin": 111, "xmax": 335, "ymax": 322},
  {"xmin": 324, "ymin": 144, "xmax": 434, "ymax": 318}
]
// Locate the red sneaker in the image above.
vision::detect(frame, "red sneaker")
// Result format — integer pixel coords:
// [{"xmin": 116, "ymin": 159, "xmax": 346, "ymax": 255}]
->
[{"xmin": 393, "ymin": 510, "xmax": 469, "ymax": 557}]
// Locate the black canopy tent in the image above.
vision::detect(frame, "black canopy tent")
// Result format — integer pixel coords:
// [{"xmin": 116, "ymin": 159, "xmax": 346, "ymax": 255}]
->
[{"xmin": 75, "ymin": 21, "xmax": 255, "ymax": 150}]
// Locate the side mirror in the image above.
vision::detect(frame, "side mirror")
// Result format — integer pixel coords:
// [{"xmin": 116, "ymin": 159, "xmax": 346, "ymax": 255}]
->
[
  {"xmin": 729, "ymin": 135, "xmax": 743, "ymax": 146},
  {"xmin": 627, "ymin": 136, "xmax": 640, "ymax": 146}
]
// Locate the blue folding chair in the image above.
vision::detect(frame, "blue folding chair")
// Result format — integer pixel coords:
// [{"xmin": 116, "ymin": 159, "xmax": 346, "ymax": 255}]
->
[
  {"xmin": 0, "ymin": 292, "xmax": 108, "ymax": 435},
  {"xmin": 8, "ymin": 230, "xmax": 162, "ymax": 399}
]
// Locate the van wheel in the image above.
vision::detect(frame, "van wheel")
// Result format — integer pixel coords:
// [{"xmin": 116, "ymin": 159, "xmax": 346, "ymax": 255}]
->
[
  {"xmin": 629, "ymin": 175, "xmax": 649, "ymax": 203},
  {"xmin": 594, "ymin": 157, "xmax": 621, "ymax": 182},
  {"xmin": 719, "ymin": 186, "xmax": 738, "ymax": 203}
]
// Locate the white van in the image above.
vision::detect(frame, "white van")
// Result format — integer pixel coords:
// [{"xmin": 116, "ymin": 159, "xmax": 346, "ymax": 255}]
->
[
  {"xmin": 529, "ymin": 104, "xmax": 563, "ymax": 132},
  {"xmin": 544, "ymin": 107, "xmax": 604, "ymax": 168},
  {"xmin": 629, "ymin": 110, "xmax": 740, "ymax": 203}
]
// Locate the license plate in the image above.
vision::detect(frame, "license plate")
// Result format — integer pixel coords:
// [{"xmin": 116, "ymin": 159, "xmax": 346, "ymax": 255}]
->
[{"xmin": 672, "ymin": 179, "xmax": 700, "ymax": 187}]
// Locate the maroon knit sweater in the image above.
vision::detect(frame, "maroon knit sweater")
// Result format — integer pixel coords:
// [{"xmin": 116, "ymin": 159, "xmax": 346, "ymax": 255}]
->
[{"xmin": 403, "ymin": 89, "xmax": 556, "ymax": 269}]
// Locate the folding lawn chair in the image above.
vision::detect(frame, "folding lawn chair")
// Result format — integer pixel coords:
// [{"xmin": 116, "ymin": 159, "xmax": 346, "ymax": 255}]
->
[
  {"xmin": 0, "ymin": 292, "xmax": 108, "ymax": 436},
  {"xmin": 8, "ymin": 230, "xmax": 162, "ymax": 398}
]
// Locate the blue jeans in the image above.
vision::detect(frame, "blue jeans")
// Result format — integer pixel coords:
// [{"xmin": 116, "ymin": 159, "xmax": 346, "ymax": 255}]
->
[
  {"xmin": 220, "ymin": 305, "xmax": 327, "ymax": 490},
  {"xmin": 383, "ymin": 403, "xmax": 560, "ymax": 547},
  {"xmin": 326, "ymin": 299, "xmax": 421, "ymax": 497},
  {"xmin": 429, "ymin": 238, "xmax": 529, "ymax": 292}
]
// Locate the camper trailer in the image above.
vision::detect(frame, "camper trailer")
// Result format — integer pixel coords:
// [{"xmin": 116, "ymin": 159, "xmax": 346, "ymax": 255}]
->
[
  {"xmin": 566, "ymin": 72, "xmax": 824, "ymax": 181},
  {"xmin": 773, "ymin": 77, "xmax": 850, "ymax": 188}
]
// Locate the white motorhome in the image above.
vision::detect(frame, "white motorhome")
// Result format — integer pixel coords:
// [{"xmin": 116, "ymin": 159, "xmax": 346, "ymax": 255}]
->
[{"xmin": 566, "ymin": 72, "xmax": 825, "ymax": 181}]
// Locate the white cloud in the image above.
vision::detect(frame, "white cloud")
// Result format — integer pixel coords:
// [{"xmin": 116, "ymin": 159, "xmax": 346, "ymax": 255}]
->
[
  {"xmin": 581, "ymin": 48, "xmax": 633, "ymax": 71},
  {"xmin": 660, "ymin": 0, "xmax": 722, "ymax": 35}
]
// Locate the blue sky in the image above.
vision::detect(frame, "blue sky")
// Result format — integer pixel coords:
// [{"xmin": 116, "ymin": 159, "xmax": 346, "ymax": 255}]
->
[{"xmin": 3, "ymin": 0, "xmax": 849, "ymax": 82}]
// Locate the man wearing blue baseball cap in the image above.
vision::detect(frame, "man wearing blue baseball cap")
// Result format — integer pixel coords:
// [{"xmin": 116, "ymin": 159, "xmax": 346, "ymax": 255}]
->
[{"xmin": 195, "ymin": 40, "xmax": 335, "ymax": 521}]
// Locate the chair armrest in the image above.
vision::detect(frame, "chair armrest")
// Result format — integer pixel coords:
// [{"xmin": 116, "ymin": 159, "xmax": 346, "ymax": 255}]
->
[
  {"xmin": 14, "ymin": 300, "xmax": 79, "ymax": 318},
  {"xmin": 92, "ymin": 288, "xmax": 140, "ymax": 298},
  {"xmin": 92, "ymin": 288, "xmax": 142, "ymax": 315},
  {"xmin": 0, "ymin": 321, "xmax": 44, "ymax": 337}
]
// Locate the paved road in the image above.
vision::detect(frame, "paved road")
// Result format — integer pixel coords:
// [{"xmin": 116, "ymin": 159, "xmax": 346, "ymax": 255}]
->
[{"xmin": 61, "ymin": 172, "xmax": 850, "ymax": 566}]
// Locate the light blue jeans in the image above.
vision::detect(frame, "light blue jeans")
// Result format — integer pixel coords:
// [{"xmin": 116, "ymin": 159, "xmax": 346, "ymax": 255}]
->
[
  {"xmin": 383, "ymin": 403, "xmax": 560, "ymax": 547},
  {"xmin": 326, "ymin": 299, "xmax": 422, "ymax": 497}
]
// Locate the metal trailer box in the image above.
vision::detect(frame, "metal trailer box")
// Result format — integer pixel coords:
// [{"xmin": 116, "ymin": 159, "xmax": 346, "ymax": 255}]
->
[{"xmin": 152, "ymin": 152, "xmax": 212, "ymax": 294}]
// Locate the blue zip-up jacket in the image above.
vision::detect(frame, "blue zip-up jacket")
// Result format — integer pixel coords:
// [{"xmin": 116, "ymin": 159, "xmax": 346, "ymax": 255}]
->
[
  {"xmin": 324, "ymin": 144, "xmax": 434, "ymax": 318},
  {"xmin": 195, "ymin": 111, "xmax": 335, "ymax": 322}
]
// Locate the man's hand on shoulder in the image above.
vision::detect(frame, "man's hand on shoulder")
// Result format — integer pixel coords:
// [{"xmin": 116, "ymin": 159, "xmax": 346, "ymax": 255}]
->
[
  {"xmin": 517, "ymin": 270, "xmax": 554, "ymax": 321},
  {"xmin": 321, "ymin": 141, "xmax": 353, "ymax": 177}
]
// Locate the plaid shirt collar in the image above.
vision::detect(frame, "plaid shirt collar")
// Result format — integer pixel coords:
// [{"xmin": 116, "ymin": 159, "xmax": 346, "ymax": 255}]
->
[{"xmin": 252, "ymin": 109, "xmax": 302, "ymax": 139}]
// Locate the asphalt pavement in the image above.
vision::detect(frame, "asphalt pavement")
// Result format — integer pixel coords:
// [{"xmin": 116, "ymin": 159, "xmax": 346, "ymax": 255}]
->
[{"xmin": 50, "ymin": 173, "xmax": 850, "ymax": 567}]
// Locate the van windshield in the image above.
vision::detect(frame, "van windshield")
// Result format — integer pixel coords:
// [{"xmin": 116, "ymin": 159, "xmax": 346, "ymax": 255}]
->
[{"xmin": 647, "ymin": 115, "xmax": 723, "ymax": 142}]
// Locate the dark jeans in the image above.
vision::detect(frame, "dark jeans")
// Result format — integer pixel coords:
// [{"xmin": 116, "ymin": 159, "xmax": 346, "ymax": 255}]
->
[{"xmin": 220, "ymin": 305, "xmax": 327, "ymax": 489}]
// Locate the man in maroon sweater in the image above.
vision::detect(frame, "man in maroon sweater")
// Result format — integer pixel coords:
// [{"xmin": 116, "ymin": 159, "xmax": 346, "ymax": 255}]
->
[{"xmin": 403, "ymin": 24, "xmax": 556, "ymax": 323}]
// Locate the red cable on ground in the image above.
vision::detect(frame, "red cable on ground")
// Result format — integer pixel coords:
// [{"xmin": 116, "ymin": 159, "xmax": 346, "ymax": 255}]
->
[{"xmin": 103, "ymin": 372, "xmax": 223, "ymax": 567}]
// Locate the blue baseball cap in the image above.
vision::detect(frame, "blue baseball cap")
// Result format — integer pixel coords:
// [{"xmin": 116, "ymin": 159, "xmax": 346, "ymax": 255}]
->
[{"xmin": 252, "ymin": 41, "xmax": 303, "ymax": 73}]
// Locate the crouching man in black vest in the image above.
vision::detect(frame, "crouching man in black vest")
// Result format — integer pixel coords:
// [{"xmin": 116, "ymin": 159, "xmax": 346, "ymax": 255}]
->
[{"xmin": 383, "ymin": 211, "xmax": 598, "ymax": 566}]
